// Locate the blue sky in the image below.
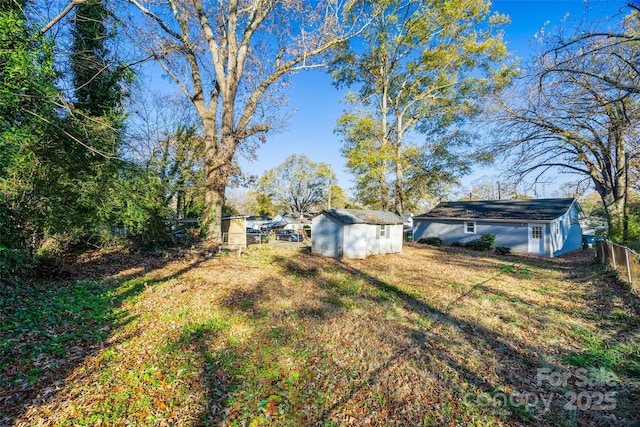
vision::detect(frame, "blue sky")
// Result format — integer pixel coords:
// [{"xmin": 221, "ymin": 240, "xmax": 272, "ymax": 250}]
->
[{"xmin": 236, "ymin": 0, "xmax": 630, "ymax": 199}]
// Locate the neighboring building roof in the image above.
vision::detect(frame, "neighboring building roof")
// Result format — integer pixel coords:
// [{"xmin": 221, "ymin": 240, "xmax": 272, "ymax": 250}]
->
[
  {"xmin": 320, "ymin": 209, "xmax": 404, "ymax": 225},
  {"xmin": 246, "ymin": 215, "xmax": 272, "ymax": 221},
  {"xmin": 414, "ymin": 198, "xmax": 578, "ymax": 221}
]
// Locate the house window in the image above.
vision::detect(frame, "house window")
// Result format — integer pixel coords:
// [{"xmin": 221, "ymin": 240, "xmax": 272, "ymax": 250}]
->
[
  {"xmin": 531, "ymin": 225, "xmax": 543, "ymax": 239},
  {"xmin": 379, "ymin": 224, "xmax": 389, "ymax": 239},
  {"xmin": 464, "ymin": 221, "xmax": 476, "ymax": 234}
]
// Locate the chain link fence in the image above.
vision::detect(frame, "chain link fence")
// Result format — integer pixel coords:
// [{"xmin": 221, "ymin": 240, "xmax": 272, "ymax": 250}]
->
[{"xmin": 595, "ymin": 240, "xmax": 640, "ymax": 293}]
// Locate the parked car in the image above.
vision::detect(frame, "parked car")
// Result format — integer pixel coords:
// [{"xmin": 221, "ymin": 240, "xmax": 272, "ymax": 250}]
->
[
  {"xmin": 275, "ymin": 229, "xmax": 305, "ymax": 242},
  {"xmin": 246, "ymin": 227, "xmax": 269, "ymax": 244}
]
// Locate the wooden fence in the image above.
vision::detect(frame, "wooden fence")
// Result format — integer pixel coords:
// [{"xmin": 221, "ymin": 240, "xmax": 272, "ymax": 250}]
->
[{"xmin": 595, "ymin": 240, "xmax": 640, "ymax": 293}]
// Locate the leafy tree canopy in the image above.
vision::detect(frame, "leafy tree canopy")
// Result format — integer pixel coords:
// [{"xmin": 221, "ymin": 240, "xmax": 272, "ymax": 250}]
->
[{"xmin": 257, "ymin": 154, "xmax": 336, "ymax": 214}]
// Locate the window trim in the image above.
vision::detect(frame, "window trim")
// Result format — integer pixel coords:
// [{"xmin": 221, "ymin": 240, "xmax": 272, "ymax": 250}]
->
[
  {"xmin": 464, "ymin": 221, "xmax": 476, "ymax": 234},
  {"xmin": 379, "ymin": 224, "xmax": 389, "ymax": 239},
  {"xmin": 531, "ymin": 225, "xmax": 543, "ymax": 240}
]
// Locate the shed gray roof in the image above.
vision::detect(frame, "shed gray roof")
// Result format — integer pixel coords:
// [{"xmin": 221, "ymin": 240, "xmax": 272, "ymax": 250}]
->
[
  {"xmin": 414, "ymin": 198, "xmax": 578, "ymax": 221},
  {"xmin": 321, "ymin": 209, "xmax": 404, "ymax": 225}
]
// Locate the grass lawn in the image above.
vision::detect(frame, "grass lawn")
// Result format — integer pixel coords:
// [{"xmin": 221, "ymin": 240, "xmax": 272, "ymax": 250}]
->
[{"xmin": 1, "ymin": 244, "xmax": 639, "ymax": 426}]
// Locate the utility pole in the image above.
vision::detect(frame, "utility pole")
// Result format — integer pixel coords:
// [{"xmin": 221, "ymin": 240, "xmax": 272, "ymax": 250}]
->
[{"xmin": 327, "ymin": 171, "xmax": 332, "ymax": 209}]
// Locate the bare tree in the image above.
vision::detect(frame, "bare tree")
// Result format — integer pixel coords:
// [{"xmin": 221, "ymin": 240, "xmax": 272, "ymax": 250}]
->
[
  {"xmin": 490, "ymin": 9, "xmax": 640, "ymax": 241},
  {"xmin": 465, "ymin": 175, "xmax": 520, "ymax": 200},
  {"xmin": 543, "ymin": 5, "xmax": 639, "ymax": 95},
  {"xmin": 559, "ymin": 179, "xmax": 592, "ymax": 200},
  {"xmin": 121, "ymin": 0, "xmax": 364, "ymax": 242}
]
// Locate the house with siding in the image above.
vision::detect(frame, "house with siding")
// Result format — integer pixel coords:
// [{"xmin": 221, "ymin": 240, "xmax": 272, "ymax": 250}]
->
[
  {"xmin": 312, "ymin": 209, "xmax": 404, "ymax": 259},
  {"xmin": 413, "ymin": 198, "xmax": 583, "ymax": 257}
]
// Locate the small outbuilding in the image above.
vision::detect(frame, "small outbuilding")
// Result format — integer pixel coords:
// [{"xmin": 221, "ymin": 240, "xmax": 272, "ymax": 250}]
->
[
  {"xmin": 413, "ymin": 198, "xmax": 583, "ymax": 258},
  {"xmin": 221, "ymin": 216, "xmax": 247, "ymax": 250},
  {"xmin": 311, "ymin": 209, "xmax": 404, "ymax": 259}
]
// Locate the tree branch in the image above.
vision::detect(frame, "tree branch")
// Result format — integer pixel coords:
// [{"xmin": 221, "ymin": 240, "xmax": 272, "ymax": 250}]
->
[{"xmin": 39, "ymin": 0, "xmax": 87, "ymax": 36}]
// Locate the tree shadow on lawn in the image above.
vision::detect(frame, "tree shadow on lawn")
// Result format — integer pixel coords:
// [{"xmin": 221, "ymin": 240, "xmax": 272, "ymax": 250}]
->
[
  {"xmin": 0, "ymin": 248, "xmax": 209, "ymax": 425},
  {"xmin": 167, "ymin": 267, "xmax": 350, "ymax": 426},
  {"xmin": 177, "ymin": 252, "xmax": 577, "ymax": 425},
  {"xmin": 328, "ymin": 262, "xmax": 549, "ymax": 421},
  {"xmin": 425, "ymin": 246, "xmax": 640, "ymax": 321},
  {"xmin": 14, "ymin": 245, "xmax": 634, "ymax": 425},
  {"xmin": 403, "ymin": 247, "xmax": 639, "ymax": 424},
  {"xmin": 423, "ymin": 244, "xmax": 597, "ymax": 276},
  {"xmin": 345, "ymin": 259, "xmax": 639, "ymax": 425}
]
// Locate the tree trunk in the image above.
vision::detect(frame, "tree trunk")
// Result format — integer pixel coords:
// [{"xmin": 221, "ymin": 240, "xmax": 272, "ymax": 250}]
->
[
  {"xmin": 592, "ymin": 160, "xmax": 625, "ymax": 242},
  {"xmin": 598, "ymin": 187, "xmax": 625, "ymax": 242},
  {"xmin": 202, "ymin": 128, "xmax": 225, "ymax": 242},
  {"xmin": 394, "ymin": 162, "xmax": 403, "ymax": 214},
  {"xmin": 393, "ymin": 132, "xmax": 404, "ymax": 215},
  {"xmin": 604, "ymin": 195, "xmax": 625, "ymax": 241},
  {"xmin": 201, "ymin": 108, "xmax": 237, "ymax": 243},
  {"xmin": 379, "ymin": 175, "xmax": 389, "ymax": 210},
  {"xmin": 600, "ymin": 121, "xmax": 627, "ymax": 242},
  {"xmin": 393, "ymin": 123, "xmax": 404, "ymax": 215}
]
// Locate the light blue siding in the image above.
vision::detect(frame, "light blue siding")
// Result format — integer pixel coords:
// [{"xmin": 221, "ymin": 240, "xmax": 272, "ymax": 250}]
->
[
  {"xmin": 412, "ymin": 200, "xmax": 583, "ymax": 258},
  {"xmin": 479, "ymin": 222, "xmax": 530, "ymax": 253},
  {"xmin": 552, "ymin": 204, "xmax": 583, "ymax": 257},
  {"xmin": 311, "ymin": 215, "xmax": 343, "ymax": 258},
  {"xmin": 413, "ymin": 210, "xmax": 582, "ymax": 257},
  {"xmin": 414, "ymin": 220, "xmax": 530, "ymax": 252},
  {"xmin": 344, "ymin": 223, "xmax": 368, "ymax": 259}
]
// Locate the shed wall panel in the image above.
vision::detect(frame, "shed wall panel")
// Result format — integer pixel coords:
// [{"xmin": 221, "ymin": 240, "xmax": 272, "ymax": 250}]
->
[
  {"xmin": 345, "ymin": 223, "xmax": 368, "ymax": 259},
  {"xmin": 311, "ymin": 215, "xmax": 343, "ymax": 258}
]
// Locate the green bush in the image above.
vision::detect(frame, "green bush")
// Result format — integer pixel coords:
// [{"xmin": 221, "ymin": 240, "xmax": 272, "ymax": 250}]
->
[
  {"xmin": 0, "ymin": 245, "xmax": 33, "ymax": 280},
  {"xmin": 467, "ymin": 234, "xmax": 496, "ymax": 251},
  {"xmin": 418, "ymin": 237, "xmax": 442, "ymax": 246},
  {"xmin": 98, "ymin": 165, "xmax": 172, "ymax": 249},
  {"xmin": 0, "ymin": 200, "xmax": 33, "ymax": 279},
  {"xmin": 495, "ymin": 246, "xmax": 511, "ymax": 255}
]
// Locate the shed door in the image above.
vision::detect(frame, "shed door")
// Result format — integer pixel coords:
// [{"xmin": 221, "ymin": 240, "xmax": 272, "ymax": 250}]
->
[{"xmin": 528, "ymin": 224, "xmax": 545, "ymax": 254}]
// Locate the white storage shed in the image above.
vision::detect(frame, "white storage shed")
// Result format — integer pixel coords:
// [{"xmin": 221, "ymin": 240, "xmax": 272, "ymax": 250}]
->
[{"xmin": 311, "ymin": 209, "xmax": 404, "ymax": 259}]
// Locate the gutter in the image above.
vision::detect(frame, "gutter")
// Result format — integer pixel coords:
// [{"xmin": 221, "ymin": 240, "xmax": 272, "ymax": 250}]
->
[{"xmin": 413, "ymin": 217, "xmax": 555, "ymax": 224}]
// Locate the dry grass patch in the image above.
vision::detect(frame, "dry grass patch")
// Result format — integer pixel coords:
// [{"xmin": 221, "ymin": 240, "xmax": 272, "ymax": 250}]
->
[{"xmin": 1, "ymin": 245, "xmax": 638, "ymax": 426}]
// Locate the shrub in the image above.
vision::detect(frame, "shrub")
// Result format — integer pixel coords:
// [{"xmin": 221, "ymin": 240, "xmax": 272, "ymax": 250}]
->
[
  {"xmin": 495, "ymin": 246, "xmax": 511, "ymax": 255},
  {"xmin": 418, "ymin": 237, "xmax": 442, "ymax": 246},
  {"xmin": 0, "ymin": 200, "xmax": 34, "ymax": 279},
  {"xmin": 0, "ymin": 245, "xmax": 33, "ymax": 280},
  {"xmin": 467, "ymin": 234, "xmax": 496, "ymax": 251}
]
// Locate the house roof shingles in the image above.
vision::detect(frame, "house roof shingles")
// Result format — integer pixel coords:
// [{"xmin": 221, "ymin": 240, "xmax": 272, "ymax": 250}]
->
[
  {"xmin": 322, "ymin": 209, "xmax": 404, "ymax": 225},
  {"xmin": 415, "ymin": 198, "xmax": 577, "ymax": 221}
]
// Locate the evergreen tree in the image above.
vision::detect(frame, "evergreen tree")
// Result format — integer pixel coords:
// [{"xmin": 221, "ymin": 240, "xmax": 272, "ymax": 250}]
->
[
  {"xmin": 0, "ymin": 1, "xmax": 58, "ymax": 276},
  {"xmin": 70, "ymin": 0, "xmax": 123, "ymax": 117}
]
